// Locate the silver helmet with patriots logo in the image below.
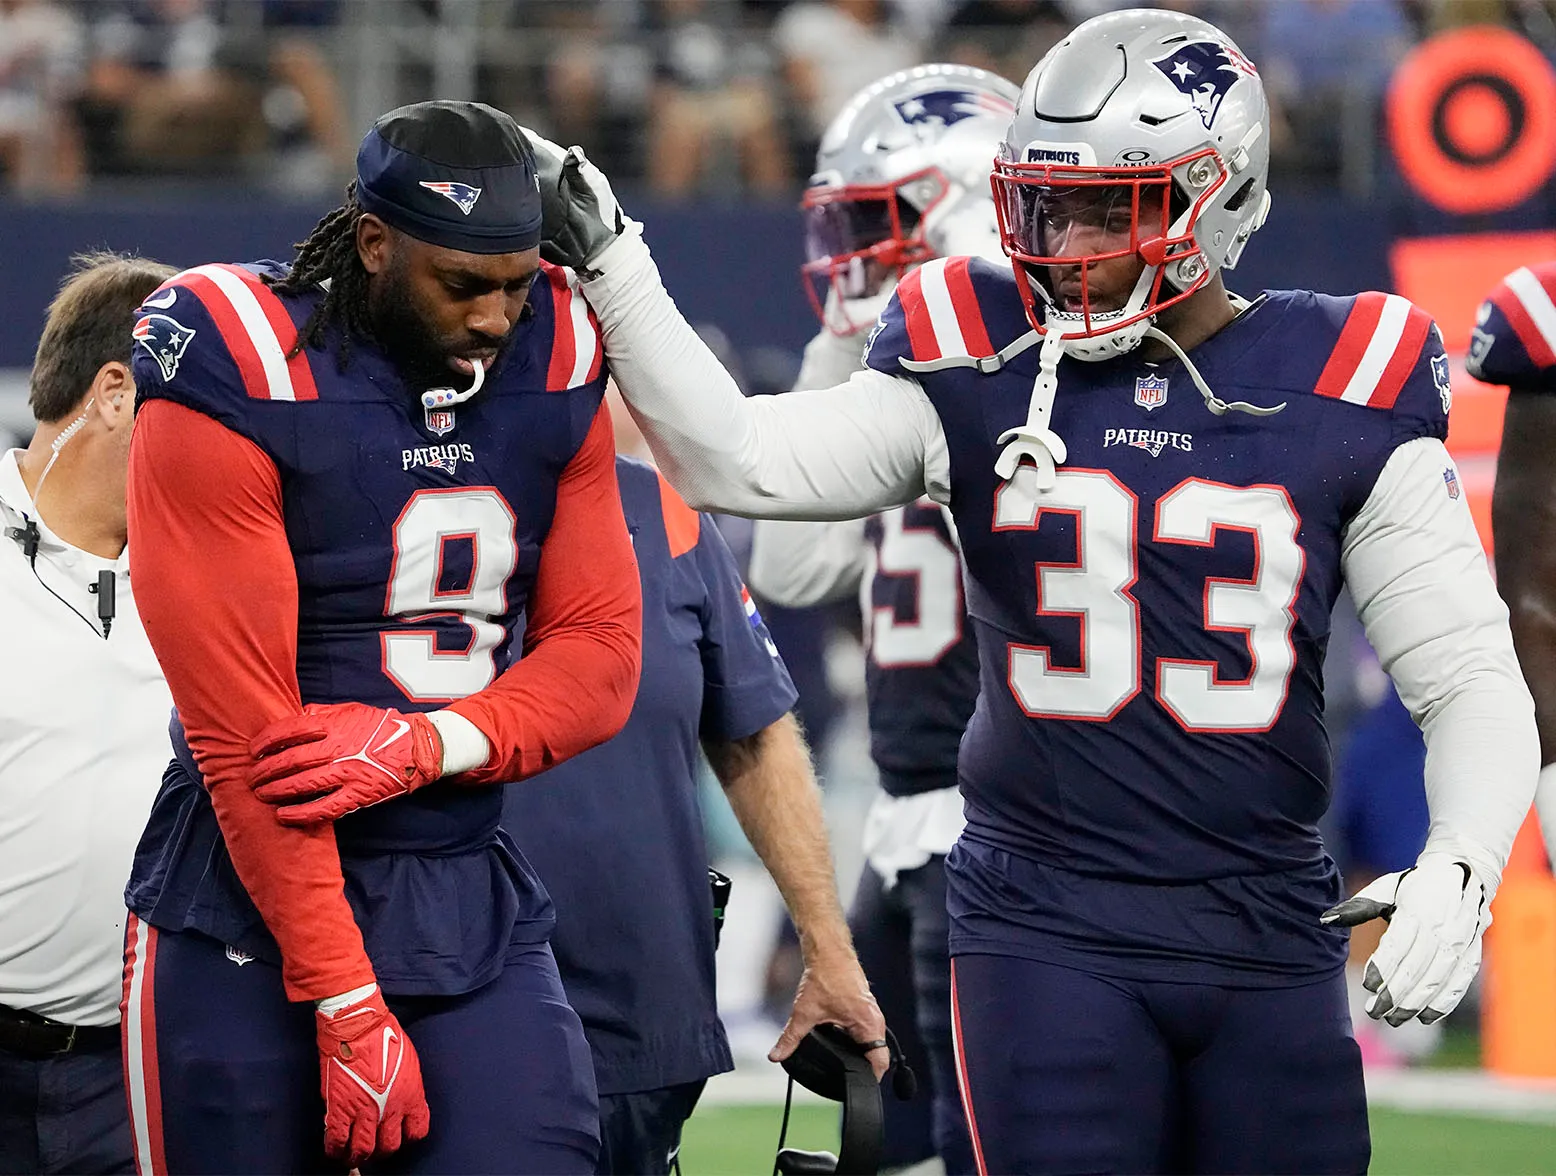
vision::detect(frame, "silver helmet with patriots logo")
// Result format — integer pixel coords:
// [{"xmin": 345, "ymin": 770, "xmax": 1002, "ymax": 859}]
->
[
  {"xmin": 802, "ymin": 63, "xmax": 1019, "ymax": 335},
  {"xmin": 993, "ymin": 8, "xmax": 1272, "ymax": 360}
]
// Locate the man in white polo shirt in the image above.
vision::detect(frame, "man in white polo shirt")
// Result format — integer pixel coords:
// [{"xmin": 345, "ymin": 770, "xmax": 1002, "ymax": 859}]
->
[{"xmin": 0, "ymin": 252, "xmax": 175, "ymax": 1174}]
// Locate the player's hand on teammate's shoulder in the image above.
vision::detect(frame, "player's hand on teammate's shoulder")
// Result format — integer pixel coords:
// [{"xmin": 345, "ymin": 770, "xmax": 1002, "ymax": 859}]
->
[
  {"xmin": 248, "ymin": 701, "xmax": 444, "ymax": 825},
  {"xmin": 769, "ymin": 945, "xmax": 891, "ymax": 1080},
  {"xmin": 521, "ymin": 128, "xmax": 629, "ymax": 272},
  {"xmin": 1321, "ymin": 852, "xmax": 1490, "ymax": 1027},
  {"xmin": 314, "ymin": 983, "xmax": 431, "ymax": 1164}
]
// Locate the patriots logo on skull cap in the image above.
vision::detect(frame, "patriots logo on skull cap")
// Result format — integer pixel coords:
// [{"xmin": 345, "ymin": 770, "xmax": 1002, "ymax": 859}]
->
[
  {"xmin": 132, "ymin": 313, "xmax": 196, "ymax": 382},
  {"xmin": 419, "ymin": 180, "xmax": 483, "ymax": 215},
  {"xmin": 1153, "ymin": 41, "xmax": 1253, "ymax": 130}
]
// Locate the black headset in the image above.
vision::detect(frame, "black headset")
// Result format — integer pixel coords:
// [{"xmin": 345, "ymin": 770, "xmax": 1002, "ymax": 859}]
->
[{"xmin": 773, "ymin": 1024, "xmax": 917, "ymax": 1176}]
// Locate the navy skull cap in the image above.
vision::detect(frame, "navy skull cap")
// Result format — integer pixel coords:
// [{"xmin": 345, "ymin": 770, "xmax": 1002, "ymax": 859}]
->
[{"xmin": 355, "ymin": 100, "xmax": 542, "ymax": 254}]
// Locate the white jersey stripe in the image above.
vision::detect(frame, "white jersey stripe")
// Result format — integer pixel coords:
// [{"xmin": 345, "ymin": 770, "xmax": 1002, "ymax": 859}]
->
[
  {"xmin": 1506, "ymin": 266, "xmax": 1556, "ymax": 360},
  {"xmin": 1339, "ymin": 293, "xmax": 1412, "ymax": 406},
  {"xmin": 918, "ymin": 260, "xmax": 970, "ymax": 360},
  {"xmin": 185, "ymin": 264, "xmax": 297, "ymax": 402},
  {"xmin": 566, "ymin": 271, "xmax": 597, "ymax": 388},
  {"xmin": 124, "ymin": 916, "xmax": 155, "ymax": 1176}
]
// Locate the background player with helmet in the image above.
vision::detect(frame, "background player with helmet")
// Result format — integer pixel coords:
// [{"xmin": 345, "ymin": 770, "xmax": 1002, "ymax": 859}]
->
[
  {"xmin": 121, "ymin": 101, "xmax": 641, "ymax": 1173},
  {"xmin": 530, "ymin": 7, "xmax": 1537, "ymax": 1172},
  {"xmin": 746, "ymin": 62, "xmax": 1014, "ymax": 1175},
  {"xmin": 509, "ymin": 447, "xmax": 887, "ymax": 1176},
  {"xmin": 1475, "ymin": 262, "xmax": 1556, "ymax": 871}
]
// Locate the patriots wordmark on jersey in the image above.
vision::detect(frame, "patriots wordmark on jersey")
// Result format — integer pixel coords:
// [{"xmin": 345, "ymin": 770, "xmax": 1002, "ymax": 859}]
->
[
  {"xmin": 125, "ymin": 257, "xmax": 614, "ymax": 989},
  {"xmin": 865, "ymin": 256, "xmax": 1451, "ymax": 978}
]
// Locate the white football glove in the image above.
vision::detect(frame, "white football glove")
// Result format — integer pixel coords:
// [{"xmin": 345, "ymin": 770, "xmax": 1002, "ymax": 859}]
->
[
  {"xmin": 522, "ymin": 130, "xmax": 628, "ymax": 273},
  {"xmin": 1320, "ymin": 853, "xmax": 1490, "ymax": 1027}
]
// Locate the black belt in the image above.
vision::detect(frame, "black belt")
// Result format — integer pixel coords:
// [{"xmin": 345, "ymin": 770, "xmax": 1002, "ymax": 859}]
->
[{"xmin": 0, "ymin": 1004, "xmax": 119, "ymax": 1057}]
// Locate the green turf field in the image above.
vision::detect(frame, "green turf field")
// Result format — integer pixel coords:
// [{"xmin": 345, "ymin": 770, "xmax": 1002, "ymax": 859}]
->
[{"xmin": 675, "ymin": 1104, "xmax": 1556, "ymax": 1175}]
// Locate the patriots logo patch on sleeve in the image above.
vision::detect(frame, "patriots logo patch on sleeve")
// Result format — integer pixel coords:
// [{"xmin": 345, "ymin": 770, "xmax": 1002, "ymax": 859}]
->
[
  {"xmin": 1431, "ymin": 352, "xmax": 1453, "ymax": 413},
  {"xmin": 132, "ymin": 313, "xmax": 197, "ymax": 382},
  {"xmin": 1153, "ymin": 42, "xmax": 1251, "ymax": 129},
  {"xmin": 418, "ymin": 181, "xmax": 482, "ymax": 215}
]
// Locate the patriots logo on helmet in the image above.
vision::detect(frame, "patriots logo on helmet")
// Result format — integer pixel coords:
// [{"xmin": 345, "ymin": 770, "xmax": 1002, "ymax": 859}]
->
[
  {"xmin": 419, "ymin": 180, "xmax": 482, "ymax": 215},
  {"xmin": 132, "ymin": 313, "xmax": 196, "ymax": 382},
  {"xmin": 1153, "ymin": 42, "xmax": 1249, "ymax": 130},
  {"xmin": 894, "ymin": 89, "xmax": 1016, "ymax": 135}
]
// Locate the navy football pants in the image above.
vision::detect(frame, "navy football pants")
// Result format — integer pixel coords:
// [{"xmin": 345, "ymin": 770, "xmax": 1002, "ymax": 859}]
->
[
  {"xmin": 121, "ymin": 917, "xmax": 599, "ymax": 1174},
  {"xmin": 595, "ymin": 1079, "xmax": 704, "ymax": 1175},
  {"xmin": 950, "ymin": 954, "xmax": 1369, "ymax": 1175},
  {"xmin": 850, "ymin": 856, "xmax": 974, "ymax": 1175}
]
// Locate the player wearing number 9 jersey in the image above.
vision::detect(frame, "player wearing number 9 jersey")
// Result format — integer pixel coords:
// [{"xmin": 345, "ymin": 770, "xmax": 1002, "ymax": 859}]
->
[
  {"xmin": 120, "ymin": 102, "xmax": 639, "ymax": 1174},
  {"xmin": 748, "ymin": 63, "xmax": 1012, "ymax": 1174},
  {"xmin": 539, "ymin": 8, "xmax": 1537, "ymax": 1174}
]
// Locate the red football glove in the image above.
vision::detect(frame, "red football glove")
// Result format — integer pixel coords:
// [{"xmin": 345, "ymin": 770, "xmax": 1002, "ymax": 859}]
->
[
  {"xmin": 249, "ymin": 702, "xmax": 443, "ymax": 825},
  {"xmin": 315, "ymin": 986, "xmax": 431, "ymax": 1165}
]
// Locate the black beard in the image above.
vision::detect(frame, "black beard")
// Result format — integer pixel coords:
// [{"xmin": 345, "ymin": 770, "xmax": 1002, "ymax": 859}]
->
[{"xmin": 368, "ymin": 270, "xmax": 462, "ymax": 392}]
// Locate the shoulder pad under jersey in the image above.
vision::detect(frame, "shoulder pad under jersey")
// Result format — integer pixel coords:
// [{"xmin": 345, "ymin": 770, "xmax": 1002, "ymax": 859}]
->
[
  {"xmin": 1278, "ymin": 289, "xmax": 1449, "ymax": 442},
  {"xmin": 863, "ymin": 255, "xmax": 1029, "ymax": 375},
  {"xmin": 1466, "ymin": 262, "xmax": 1556, "ymax": 389},
  {"xmin": 131, "ymin": 261, "xmax": 320, "ymax": 443}
]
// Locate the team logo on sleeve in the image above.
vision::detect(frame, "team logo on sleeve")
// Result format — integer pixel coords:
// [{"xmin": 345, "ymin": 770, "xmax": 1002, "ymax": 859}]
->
[
  {"xmin": 1134, "ymin": 373, "xmax": 1169, "ymax": 411},
  {"xmin": 132, "ymin": 313, "xmax": 196, "ymax": 382},
  {"xmin": 741, "ymin": 585, "xmax": 781, "ymax": 658},
  {"xmin": 1431, "ymin": 352, "xmax": 1453, "ymax": 413},
  {"xmin": 1153, "ymin": 42, "xmax": 1253, "ymax": 129},
  {"xmin": 418, "ymin": 181, "xmax": 482, "ymax": 215}
]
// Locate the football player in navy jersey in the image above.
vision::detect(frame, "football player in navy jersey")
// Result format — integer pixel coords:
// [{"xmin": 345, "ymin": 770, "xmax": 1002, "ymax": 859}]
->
[
  {"xmin": 748, "ymin": 64, "xmax": 1014, "ymax": 1174},
  {"xmin": 531, "ymin": 8, "xmax": 1538, "ymax": 1173},
  {"xmin": 1476, "ymin": 261, "xmax": 1556, "ymax": 870},
  {"xmin": 510, "ymin": 445, "xmax": 886, "ymax": 1175},
  {"xmin": 120, "ymin": 102, "xmax": 642, "ymax": 1174}
]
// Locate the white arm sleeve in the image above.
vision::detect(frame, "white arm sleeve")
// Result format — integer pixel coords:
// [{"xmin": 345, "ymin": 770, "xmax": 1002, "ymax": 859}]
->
[
  {"xmin": 1342, "ymin": 436, "xmax": 1539, "ymax": 895},
  {"xmin": 580, "ymin": 231, "xmax": 949, "ymax": 520},
  {"xmin": 749, "ymin": 517, "xmax": 869, "ymax": 607}
]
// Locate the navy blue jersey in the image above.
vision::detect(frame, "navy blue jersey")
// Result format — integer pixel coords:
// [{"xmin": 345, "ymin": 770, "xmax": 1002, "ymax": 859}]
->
[
  {"xmin": 505, "ymin": 458, "xmax": 796, "ymax": 1095},
  {"xmin": 125, "ymin": 260, "xmax": 610, "ymax": 994},
  {"xmin": 862, "ymin": 501, "xmax": 980, "ymax": 796},
  {"xmin": 1466, "ymin": 262, "xmax": 1556, "ymax": 390},
  {"xmin": 865, "ymin": 257, "xmax": 1450, "ymax": 980}
]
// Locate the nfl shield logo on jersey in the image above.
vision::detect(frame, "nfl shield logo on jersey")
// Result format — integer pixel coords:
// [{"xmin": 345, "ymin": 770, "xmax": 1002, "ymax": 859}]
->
[
  {"xmin": 1443, "ymin": 467, "xmax": 1461, "ymax": 500},
  {"xmin": 425, "ymin": 406, "xmax": 456, "ymax": 437},
  {"xmin": 1134, "ymin": 374, "xmax": 1169, "ymax": 411}
]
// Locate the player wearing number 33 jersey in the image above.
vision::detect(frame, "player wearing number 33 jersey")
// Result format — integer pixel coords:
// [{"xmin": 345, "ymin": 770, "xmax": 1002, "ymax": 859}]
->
[
  {"xmin": 538, "ymin": 8, "xmax": 1538, "ymax": 1174},
  {"xmin": 120, "ymin": 102, "xmax": 639, "ymax": 1174}
]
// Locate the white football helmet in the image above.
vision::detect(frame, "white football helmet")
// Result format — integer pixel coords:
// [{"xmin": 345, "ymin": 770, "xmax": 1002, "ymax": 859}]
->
[
  {"xmin": 993, "ymin": 8, "xmax": 1272, "ymax": 359},
  {"xmin": 802, "ymin": 63, "xmax": 1019, "ymax": 335}
]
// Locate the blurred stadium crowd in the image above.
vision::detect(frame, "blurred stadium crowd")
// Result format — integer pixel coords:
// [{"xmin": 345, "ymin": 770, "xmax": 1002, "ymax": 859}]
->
[{"xmin": 4, "ymin": 0, "xmax": 1556, "ymax": 199}]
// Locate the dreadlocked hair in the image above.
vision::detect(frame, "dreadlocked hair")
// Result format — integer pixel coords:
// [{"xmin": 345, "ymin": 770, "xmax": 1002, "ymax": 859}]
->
[{"xmin": 265, "ymin": 181, "xmax": 374, "ymax": 369}]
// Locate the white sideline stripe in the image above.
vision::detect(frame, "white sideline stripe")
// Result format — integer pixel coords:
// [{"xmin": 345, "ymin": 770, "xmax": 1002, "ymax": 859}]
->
[
  {"xmin": 184, "ymin": 264, "xmax": 296, "ymax": 401},
  {"xmin": 1339, "ymin": 293, "xmax": 1411, "ymax": 406},
  {"xmin": 1506, "ymin": 266, "xmax": 1556, "ymax": 360},
  {"xmin": 125, "ymin": 917, "xmax": 155, "ymax": 1175},
  {"xmin": 918, "ymin": 261, "xmax": 969, "ymax": 359},
  {"xmin": 565, "ymin": 272, "xmax": 597, "ymax": 387}
]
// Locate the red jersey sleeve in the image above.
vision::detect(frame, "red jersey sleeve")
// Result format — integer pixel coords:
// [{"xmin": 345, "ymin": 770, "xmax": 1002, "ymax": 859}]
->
[
  {"xmin": 447, "ymin": 401, "xmax": 642, "ymax": 782},
  {"xmin": 127, "ymin": 399, "xmax": 375, "ymax": 1002}
]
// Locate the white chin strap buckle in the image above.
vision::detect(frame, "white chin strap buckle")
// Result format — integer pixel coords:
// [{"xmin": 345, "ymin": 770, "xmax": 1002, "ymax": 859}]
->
[
  {"xmin": 995, "ymin": 328, "xmax": 1069, "ymax": 492},
  {"xmin": 421, "ymin": 358, "xmax": 486, "ymax": 409}
]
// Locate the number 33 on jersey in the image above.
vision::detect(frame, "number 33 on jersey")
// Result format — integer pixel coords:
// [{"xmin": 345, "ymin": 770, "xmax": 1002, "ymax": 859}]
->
[{"xmin": 866, "ymin": 257, "xmax": 1455, "ymax": 882}]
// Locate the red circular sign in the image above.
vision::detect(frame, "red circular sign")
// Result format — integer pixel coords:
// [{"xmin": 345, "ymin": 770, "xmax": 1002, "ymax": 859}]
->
[{"xmin": 1388, "ymin": 26, "xmax": 1556, "ymax": 214}]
